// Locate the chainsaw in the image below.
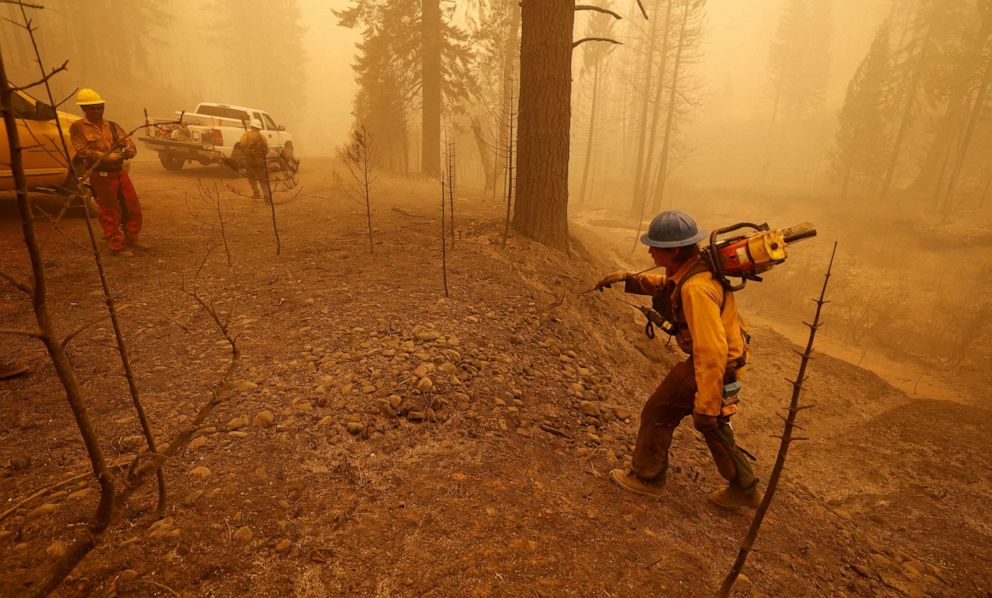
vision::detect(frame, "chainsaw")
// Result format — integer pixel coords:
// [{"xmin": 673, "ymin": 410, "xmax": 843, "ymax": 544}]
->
[{"xmin": 702, "ymin": 222, "xmax": 816, "ymax": 291}]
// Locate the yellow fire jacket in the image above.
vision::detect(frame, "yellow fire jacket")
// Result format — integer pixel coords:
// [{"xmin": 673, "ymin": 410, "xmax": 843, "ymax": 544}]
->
[
  {"xmin": 624, "ymin": 255, "xmax": 749, "ymax": 417},
  {"xmin": 68, "ymin": 117, "xmax": 134, "ymax": 170}
]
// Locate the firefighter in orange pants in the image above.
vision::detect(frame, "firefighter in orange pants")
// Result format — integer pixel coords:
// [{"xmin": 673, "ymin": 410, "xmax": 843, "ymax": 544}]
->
[{"xmin": 68, "ymin": 88, "xmax": 147, "ymax": 254}]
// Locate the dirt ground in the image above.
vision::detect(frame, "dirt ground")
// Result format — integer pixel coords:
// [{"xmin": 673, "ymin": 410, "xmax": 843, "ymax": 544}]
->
[{"xmin": 1, "ymin": 158, "xmax": 990, "ymax": 597}]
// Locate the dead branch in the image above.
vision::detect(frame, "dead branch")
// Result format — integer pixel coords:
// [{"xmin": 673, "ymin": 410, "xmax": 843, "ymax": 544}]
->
[
  {"xmin": 573, "ymin": 36, "xmax": 623, "ymax": 48},
  {"xmin": 575, "ymin": 5, "xmax": 623, "ymax": 19},
  {"xmin": 0, "ymin": 327, "xmax": 44, "ymax": 338},
  {"xmin": 0, "ymin": 1, "xmax": 42, "ymax": 7},
  {"xmin": 0, "ymin": 456, "xmax": 136, "ymax": 523},
  {"xmin": 718, "ymin": 242, "xmax": 838, "ymax": 598},
  {"xmin": 9, "ymin": 60, "xmax": 66, "ymax": 91},
  {"xmin": 0, "ymin": 268, "xmax": 33, "ymax": 294},
  {"xmin": 60, "ymin": 304, "xmax": 131, "ymax": 350},
  {"xmin": 633, "ymin": 0, "xmax": 648, "ymax": 19}
]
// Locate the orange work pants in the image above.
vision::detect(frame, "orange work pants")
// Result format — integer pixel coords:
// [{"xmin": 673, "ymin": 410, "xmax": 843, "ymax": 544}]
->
[{"xmin": 89, "ymin": 169, "xmax": 141, "ymax": 251}]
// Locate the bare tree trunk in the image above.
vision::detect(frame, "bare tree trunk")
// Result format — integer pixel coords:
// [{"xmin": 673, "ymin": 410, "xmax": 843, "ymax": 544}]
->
[
  {"xmin": 422, "ymin": 0, "xmax": 442, "ymax": 175},
  {"xmin": 631, "ymin": 0, "xmax": 689, "ymax": 249},
  {"xmin": 513, "ymin": 0, "xmax": 574, "ymax": 251},
  {"xmin": 628, "ymin": 0, "xmax": 663, "ymax": 217},
  {"xmin": 638, "ymin": 0, "xmax": 675, "ymax": 208},
  {"xmin": 264, "ymin": 159, "xmax": 280, "ymax": 255},
  {"xmin": 440, "ymin": 176, "xmax": 449, "ymax": 296},
  {"xmin": 364, "ymin": 136, "xmax": 374, "ymax": 255},
  {"xmin": 472, "ymin": 117, "xmax": 495, "ymax": 191},
  {"xmin": 911, "ymin": 96, "xmax": 966, "ymax": 194},
  {"xmin": 758, "ymin": 83, "xmax": 783, "ymax": 185},
  {"xmin": 447, "ymin": 136, "xmax": 456, "ymax": 247},
  {"xmin": 503, "ymin": 82, "xmax": 516, "ymax": 246},
  {"xmin": 879, "ymin": 29, "xmax": 931, "ymax": 201},
  {"xmin": 576, "ymin": 61, "xmax": 601, "ymax": 209},
  {"xmin": 495, "ymin": 0, "xmax": 522, "ymax": 192},
  {"xmin": 839, "ymin": 155, "xmax": 854, "ymax": 200},
  {"xmin": 1, "ymin": 48, "xmax": 116, "ymax": 597},
  {"xmin": 941, "ymin": 43, "xmax": 992, "ymax": 217}
]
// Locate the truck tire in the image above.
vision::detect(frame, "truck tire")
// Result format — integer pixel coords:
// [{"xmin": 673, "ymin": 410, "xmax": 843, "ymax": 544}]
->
[
  {"xmin": 282, "ymin": 142, "xmax": 295, "ymax": 163},
  {"xmin": 159, "ymin": 152, "xmax": 185, "ymax": 171}
]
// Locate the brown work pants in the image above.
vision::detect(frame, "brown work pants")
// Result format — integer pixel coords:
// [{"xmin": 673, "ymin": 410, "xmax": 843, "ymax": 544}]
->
[{"xmin": 632, "ymin": 359, "xmax": 756, "ymax": 489}]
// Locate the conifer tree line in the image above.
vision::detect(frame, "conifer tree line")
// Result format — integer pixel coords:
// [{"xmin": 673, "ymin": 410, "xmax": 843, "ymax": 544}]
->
[
  {"xmin": 1, "ymin": 0, "xmax": 309, "ymax": 129},
  {"xmin": 833, "ymin": 0, "xmax": 992, "ymax": 212}
]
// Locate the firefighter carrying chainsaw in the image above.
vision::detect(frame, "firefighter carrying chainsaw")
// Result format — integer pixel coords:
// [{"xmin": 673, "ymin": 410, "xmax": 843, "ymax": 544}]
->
[{"xmin": 595, "ymin": 210, "xmax": 815, "ymax": 509}]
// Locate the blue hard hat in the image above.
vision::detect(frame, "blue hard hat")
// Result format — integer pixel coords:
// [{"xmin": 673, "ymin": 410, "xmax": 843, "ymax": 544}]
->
[{"xmin": 640, "ymin": 210, "xmax": 708, "ymax": 248}]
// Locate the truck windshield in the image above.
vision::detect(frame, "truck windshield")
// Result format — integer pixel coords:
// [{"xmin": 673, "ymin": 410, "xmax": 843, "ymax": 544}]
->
[{"xmin": 197, "ymin": 105, "xmax": 248, "ymax": 121}]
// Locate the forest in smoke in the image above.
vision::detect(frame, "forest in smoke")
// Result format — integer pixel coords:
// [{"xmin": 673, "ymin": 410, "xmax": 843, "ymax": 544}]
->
[
  {"xmin": 2, "ymin": 0, "xmax": 990, "ymax": 216},
  {"xmin": 2, "ymin": 0, "xmax": 992, "ymax": 595}
]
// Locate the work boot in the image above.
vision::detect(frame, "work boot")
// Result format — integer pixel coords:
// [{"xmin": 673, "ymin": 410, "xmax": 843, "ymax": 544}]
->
[
  {"xmin": 708, "ymin": 482, "xmax": 763, "ymax": 510},
  {"xmin": 610, "ymin": 469, "xmax": 665, "ymax": 498},
  {"xmin": 127, "ymin": 239, "xmax": 151, "ymax": 251}
]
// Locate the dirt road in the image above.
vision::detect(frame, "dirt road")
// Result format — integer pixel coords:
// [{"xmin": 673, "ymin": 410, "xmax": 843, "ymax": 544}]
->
[{"xmin": 1, "ymin": 159, "xmax": 989, "ymax": 596}]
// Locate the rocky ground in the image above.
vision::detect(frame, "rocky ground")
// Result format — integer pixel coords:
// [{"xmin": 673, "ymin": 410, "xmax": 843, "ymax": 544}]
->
[{"xmin": 0, "ymin": 158, "xmax": 989, "ymax": 596}]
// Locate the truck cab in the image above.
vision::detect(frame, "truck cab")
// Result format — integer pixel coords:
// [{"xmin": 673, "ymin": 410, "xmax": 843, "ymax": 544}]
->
[{"xmin": 0, "ymin": 88, "xmax": 78, "ymax": 193}]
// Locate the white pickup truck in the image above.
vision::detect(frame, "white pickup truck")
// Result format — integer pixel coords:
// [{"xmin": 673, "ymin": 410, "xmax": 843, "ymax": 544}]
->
[{"xmin": 139, "ymin": 103, "xmax": 295, "ymax": 171}]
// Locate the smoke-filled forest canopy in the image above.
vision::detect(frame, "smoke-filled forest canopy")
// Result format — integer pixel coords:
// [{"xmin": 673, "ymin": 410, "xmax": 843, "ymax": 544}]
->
[
  {"xmin": 1, "ymin": 0, "xmax": 316, "ymax": 149},
  {"xmin": 2, "ymin": 0, "xmax": 992, "ymax": 595}
]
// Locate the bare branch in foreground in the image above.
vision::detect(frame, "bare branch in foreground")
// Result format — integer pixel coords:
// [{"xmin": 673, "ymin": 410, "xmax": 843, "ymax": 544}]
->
[{"xmin": 718, "ymin": 242, "xmax": 838, "ymax": 597}]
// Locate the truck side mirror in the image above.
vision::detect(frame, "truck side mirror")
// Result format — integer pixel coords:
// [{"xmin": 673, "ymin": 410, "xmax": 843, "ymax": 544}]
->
[{"xmin": 277, "ymin": 125, "xmax": 286, "ymax": 131}]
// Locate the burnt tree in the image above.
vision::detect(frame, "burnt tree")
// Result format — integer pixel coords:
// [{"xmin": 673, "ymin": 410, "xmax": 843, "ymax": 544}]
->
[{"xmin": 422, "ymin": 0, "xmax": 442, "ymax": 175}]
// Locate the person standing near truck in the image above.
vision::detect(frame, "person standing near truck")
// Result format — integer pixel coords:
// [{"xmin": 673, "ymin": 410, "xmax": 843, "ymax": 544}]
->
[
  {"xmin": 240, "ymin": 119, "xmax": 270, "ymax": 201},
  {"xmin": 68, "ymin": 88, "xmax": 147, "ymax": 254}
]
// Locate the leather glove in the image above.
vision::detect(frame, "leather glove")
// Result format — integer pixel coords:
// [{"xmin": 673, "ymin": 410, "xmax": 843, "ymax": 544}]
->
[
  {"xmin": 122, "ymin": 147, "xmax": 136, "ymax": 160},
  {"xmin": 692, "ymin": 412, "xmax": 718, "ymax": 432},
  {"xmin": 595, "ymin": 270, "xmax": 631, "ymax": 291}
]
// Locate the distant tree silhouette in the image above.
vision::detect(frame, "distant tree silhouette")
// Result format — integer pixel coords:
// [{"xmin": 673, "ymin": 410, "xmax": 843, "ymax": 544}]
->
[
  {"xmin": 205, "ymin": 0, "xmax": 308, "ymax": 127},
  {"xmin": 575, "ymin": 6, "xmax": 619, "ymax": 208},
  {"xmin": 766, "ymin": 0, "xmax": 832, "ymax": 123},
  {"xmin": 834, "ymin": 25, "xmax": 892, "ymax": 198},
  {"xmin": 337, "ymin": 0, "xmax": 475, "ymax": 174}
]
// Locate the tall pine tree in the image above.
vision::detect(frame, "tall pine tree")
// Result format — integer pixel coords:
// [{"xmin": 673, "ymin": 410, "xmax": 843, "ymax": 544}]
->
[
  {"xmin": 206, "ymin": 0, "xmax": 308, "ymax": 128},
  {"xmin": 834, "ymin": 25, "xmax": 891, "ymax": 198}
]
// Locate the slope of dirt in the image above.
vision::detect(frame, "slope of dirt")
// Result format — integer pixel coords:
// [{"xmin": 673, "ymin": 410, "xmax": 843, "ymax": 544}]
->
[{"xmin": 1, "ymin": 158, "xmax": 989, "ymax": 596}]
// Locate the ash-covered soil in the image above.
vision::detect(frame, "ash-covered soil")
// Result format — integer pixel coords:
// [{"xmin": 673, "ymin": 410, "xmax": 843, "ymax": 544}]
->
[{"xmin": 1, "ymin": 158, "xmax": 989, "ymax": 597}]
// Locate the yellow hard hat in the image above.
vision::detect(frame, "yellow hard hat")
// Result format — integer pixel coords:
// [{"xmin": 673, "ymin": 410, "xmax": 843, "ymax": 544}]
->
[{"xmin": 76, "ymin": 88, "xmax": 104, "ymax": 106}]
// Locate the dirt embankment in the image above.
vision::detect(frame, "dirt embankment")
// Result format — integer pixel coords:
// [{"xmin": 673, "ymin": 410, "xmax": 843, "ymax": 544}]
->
[{"xmin": 0, "ymin": 159, "xmax": 989, "ymax": 596}]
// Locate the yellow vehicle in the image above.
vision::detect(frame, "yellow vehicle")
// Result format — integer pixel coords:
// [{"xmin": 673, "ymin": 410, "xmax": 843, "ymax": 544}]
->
[{"xmin": 0, "ymin": 88, "xmax": 79, "ymax": 193}]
